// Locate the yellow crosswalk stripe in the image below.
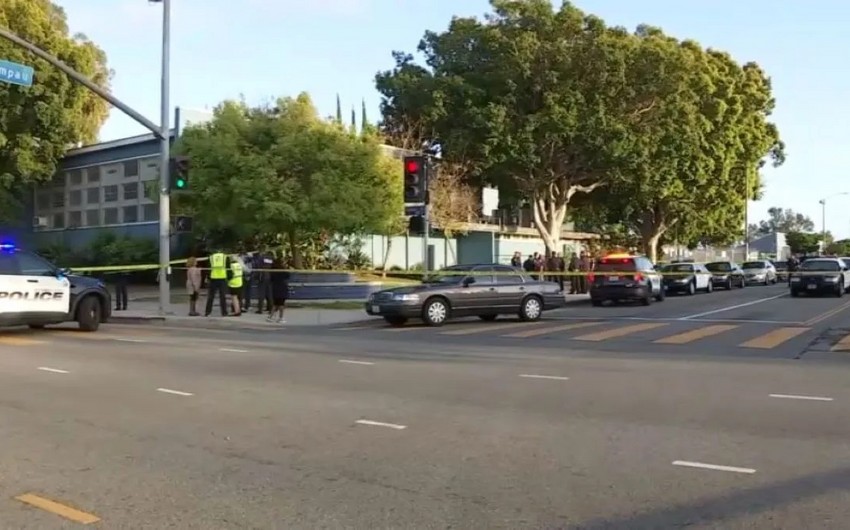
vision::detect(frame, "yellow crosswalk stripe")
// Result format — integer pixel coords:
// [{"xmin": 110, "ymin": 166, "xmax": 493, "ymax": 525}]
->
[
  {"xmin": 654, "ymin": 324, "xmax": 738, "ymax": 345},
  {"xmin": 573, "ymin": 322, "xmax": 668, "ymax": 342},
  {"xmin": 0, "ymin": 337, "xmax": 46, "ymax": 346},
  {"xmin": 441, "ymin": 321, "xmax": 543, "ymax": 336},
  {"xmin": 739, "ymin": 327, "xmax": 809, "ymax": 349},
  {"xmin": 830, "ymin": 333, "xmax": 850, "ymax": 352},
  {"xmin": 503, "ymin": 321, "xmax": 602, "ymax": 338}
]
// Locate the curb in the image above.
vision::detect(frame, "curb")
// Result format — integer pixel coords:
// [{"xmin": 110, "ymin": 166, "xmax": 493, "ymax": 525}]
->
[{"xmin": 106, "ymin": 315, "xmax": 374, "ymax": 330}]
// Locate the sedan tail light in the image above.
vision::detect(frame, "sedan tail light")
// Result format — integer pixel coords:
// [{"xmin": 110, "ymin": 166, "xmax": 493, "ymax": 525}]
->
[{"xmin": 634, "ymin": 273, "xmax": 644, "ymax": 282}]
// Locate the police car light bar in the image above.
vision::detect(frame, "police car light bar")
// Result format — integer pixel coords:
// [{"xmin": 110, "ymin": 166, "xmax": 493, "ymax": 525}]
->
[{"xmin": 0, "ymin": 242, "xmax": 15, "ymax": 251}]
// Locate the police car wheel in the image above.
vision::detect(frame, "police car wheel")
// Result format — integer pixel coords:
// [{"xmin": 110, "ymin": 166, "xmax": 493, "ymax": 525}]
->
[{"xmin": 76, "ymin": 295, "xmax": 101, "ymax": 332}]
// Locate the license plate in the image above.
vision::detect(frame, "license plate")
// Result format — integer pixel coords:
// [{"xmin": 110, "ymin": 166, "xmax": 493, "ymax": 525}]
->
[
  {"xmin": 608, "ymin": 276, "xmax": 619, "ymax": 281},
  {"xmin": 371, "ymin": 304, "xmax": 380, "ymax": 312},
  {"xmin": 807, "ymin": 284, "xmax": 817, "ymax": 290}
]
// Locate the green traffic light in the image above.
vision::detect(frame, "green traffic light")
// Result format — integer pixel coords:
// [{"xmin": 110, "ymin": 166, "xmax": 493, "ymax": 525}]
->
[{"xmin": 176, "ymin": 179, "xmax": 186, "ymax": 188}]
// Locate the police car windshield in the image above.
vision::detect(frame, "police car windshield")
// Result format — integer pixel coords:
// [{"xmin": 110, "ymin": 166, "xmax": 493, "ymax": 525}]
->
[
  {"xmin": 706, "ymin": 262, "xmax": 731, "ymax": 272},
  {"xmin": 424, "ymin": 266, "xmax": 473, "ymax": 283},
  {"xmin": 800, "ymin": 260, "xmax": 841, "ymax": 272},
  {"xmin": 661, "ymin": 264, "xmax": 693, "ymax": 273},
  {"xmin": 743, "ymin": 262, "xmax": 766, "ymax": 269}
]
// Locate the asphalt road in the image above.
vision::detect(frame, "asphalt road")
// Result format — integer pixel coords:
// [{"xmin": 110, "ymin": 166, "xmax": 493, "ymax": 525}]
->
[
  {"xmin": 2, "ymin": 305, "xmax": 850, "ymax": 528},
  {"xmin": 314, "ymin": 282, "xmax": 850, "ymax": 361}
]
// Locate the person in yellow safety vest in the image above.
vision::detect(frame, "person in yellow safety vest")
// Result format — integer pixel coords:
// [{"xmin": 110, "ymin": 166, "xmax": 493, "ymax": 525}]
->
[
  {"xmin": 227, "ymin": 255, "xmax": 244, "ymax": 317},
  {"xmin": 205, "ymin": 250, "xmax": 231, "ymax": 317}
]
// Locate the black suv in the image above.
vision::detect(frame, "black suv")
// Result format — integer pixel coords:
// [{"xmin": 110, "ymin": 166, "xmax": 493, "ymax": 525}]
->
[{"xmin": 589, "ymin": 254, "xmax": 665, "ymax": 306}]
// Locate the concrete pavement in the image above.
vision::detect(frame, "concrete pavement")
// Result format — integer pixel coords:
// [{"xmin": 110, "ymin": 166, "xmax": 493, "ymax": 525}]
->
[{"xmin": 2, "ymin": 323, "xmax": 850, "ymax": 527}]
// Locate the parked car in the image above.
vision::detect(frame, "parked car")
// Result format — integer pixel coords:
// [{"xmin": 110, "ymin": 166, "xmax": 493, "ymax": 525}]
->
[
  {"xmin": 661, "ymin": 262, "xmax": 714, "ymax": 295},
  {"xmin": 589, "ymin": 253, "xmax": 665, "ymax": 306},
  {"xmin": 365, "ymin": 264, "xmax": 566, "ymax": 327},
  {"xmin": 789, "ymin": 258, "xmax": 850, "ymax": 297},
  {"xmin": 705, "ymin": 261, "xmax": 747, "ymax": 289},
  {"xmin": 742, "ymin": 260, "xmax": 778, "ymax": 285},
  {"xmin": 773, "ymin": 262, "xmax": 789, "ymax": 282}
]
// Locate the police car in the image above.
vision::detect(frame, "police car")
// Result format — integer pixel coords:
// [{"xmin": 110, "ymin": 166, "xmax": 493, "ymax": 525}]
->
[{"xmin": 0, "ymin": 243, "xmax": 111, "ymax": 331}]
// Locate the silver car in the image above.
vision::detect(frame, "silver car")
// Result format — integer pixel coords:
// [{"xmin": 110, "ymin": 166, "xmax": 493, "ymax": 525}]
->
[{"xmin": 742, "ymin": 260, "xmax": 778, "ymax": 285}]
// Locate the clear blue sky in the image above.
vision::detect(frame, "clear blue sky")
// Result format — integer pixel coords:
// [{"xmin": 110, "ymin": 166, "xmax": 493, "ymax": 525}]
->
[{"xmin": 58, "ymin": 0, "xmax": 850, "ymax": 238}]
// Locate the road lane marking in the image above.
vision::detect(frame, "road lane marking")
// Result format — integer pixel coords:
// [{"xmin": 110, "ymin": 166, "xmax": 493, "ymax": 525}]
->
[
  {"xmin": 503, "ymin": 321, "xmax": 601, "ymax": 338},
  {"xmin": 678, "ymin": 293, "xmax": 787, "ymax": 320},
  {"xmin": 37, "ymin": 367, "xmax": 69, "ymax": 374},
  {"xmin": 831, "ymin": 332, "xmax": 850, "ymax": 352},
  {"xmin": 156, "ymin": 388, "xmax": 193, "ymax": 396},
  {"xmin": 15, "ymin": 493, "xmax": 100, "ymax": 524},
  {"xmin": 339, "ymin": 359, "xmax": 375, "ymax": 365},
  {"xmin": 805, "ymin": 299, "xmax": 850, "ymax": 326},
  {"xmin": 573, "ymin": 323, "xmax": 667, "ymax": 342},
  {"xmin": 654, "ymin": 324, "xmax": 738, "ymax": 345},
  {"xmin": 769, "ymin": 393, "xmax": 834, "ymax": 402},
  {"xmin": 519, "ymin": 374, "xmax": 569, "ymax": 381},
  {"xmin": 739, "ymin": 327, "xmax": 809, "ymax": 349},
  {"xmin": 0, "ymin": 337, "xmax": 46, "ymax": 346},
  {"xmin": 672, "ymin": 460, "xmax": 756, "ymax": 474},
  {"xmin": 356, "ymin": 419, "xmax": 406, "ymax": 430},
  {"xmin": 115, "ymin": 338, "xmax": 147, "ymax": 343},
  {"xmin": 440, "ymin": 321, "xmax": 543, "ymax": 336},
  {"xmin": 220, "ymin": 348, "xmax": 248, "ymax": 353}
]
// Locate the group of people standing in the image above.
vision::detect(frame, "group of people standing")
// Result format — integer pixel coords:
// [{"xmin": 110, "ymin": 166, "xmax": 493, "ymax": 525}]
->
[
  {"xmin": 185, "ymin": 251, "xmax": 291, "ymax": 322},
  {"xmin": 511, "ymin": 250, "xmax": 596, "ymax": 294}
]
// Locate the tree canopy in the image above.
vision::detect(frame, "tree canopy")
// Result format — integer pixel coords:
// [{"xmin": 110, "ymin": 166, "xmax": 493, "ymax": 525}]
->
[
  {"xmin": 174, "ymin": 93, "xmax": 403, "ymax": 266},
  {"xmin": 375, "ymin": 0, "xmax": 784, "ymax": 260},
  {"xmin": 786, "ymin": 231, "xmax": 821, "ymax": 255},
  {"xmin": 749, "ymin": 207, "xmax": 815, "ymax": 239},
  {"xmin": 0, "ymin": 0, "xmax": 111, "ymax": 222}
]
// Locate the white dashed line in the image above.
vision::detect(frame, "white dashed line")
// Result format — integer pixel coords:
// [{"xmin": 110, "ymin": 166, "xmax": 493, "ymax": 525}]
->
[
  {"xmin": 220, "ymin": 348, "xmax": 248, "ymax": 353},
  {"xmin": 37, "ymin": 367, "xmax": 69, "ymax": 374},
  {"xmin": 519, "ymin": 374, "xmax": 569, "ymax": 381},
  {"xmin": 356, "ymin": 420, "xmax": 406, "ymax": 430},
  {"xmin": 339, "ymin": 360, "xmax": 374, "ymax": 365},
  {"xmin": 115, "ymin": 338, "xmax": 147, "ymax": 343},
  {"xmin": 769, "ymin": 393, "xmax": 834, "ymax": 402},
  {"xmin": 156, "ymin": 388, "xmax": 193, "ymax": 397},
  {"xmin": 672, "ymin": 460, "xmax": 756, "ymax": 474},
  {"xmin": 678, "ymin": 294, "xmax": 786, "ymax": 320}
]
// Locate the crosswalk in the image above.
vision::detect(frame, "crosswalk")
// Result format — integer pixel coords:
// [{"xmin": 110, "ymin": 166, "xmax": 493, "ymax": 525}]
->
[{"xmin": 334, "ymin": 318, "xmax": 850, "ymax": 352}]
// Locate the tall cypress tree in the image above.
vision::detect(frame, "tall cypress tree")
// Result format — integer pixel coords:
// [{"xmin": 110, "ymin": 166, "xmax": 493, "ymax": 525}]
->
[{"xmin": 335, "ymin": 94, "xmax": 342, "ymax": 123}]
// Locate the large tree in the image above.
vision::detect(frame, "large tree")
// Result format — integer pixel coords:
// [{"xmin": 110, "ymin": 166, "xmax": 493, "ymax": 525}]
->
[
  {"xmin": 749, "ymin": 207, "xmax": 815, "ymax": 239},
  {"xmin": 569, "ymin": 26, "xmax": 784, "ymax": 260},
  {"xmin": 376, "ymin": 0, "xmax": 645, "ymax": 252},
  {"xmin": 0, "ymin": 0, "xmax": 111, "ymax": 222},
  {"xmin": 174, "ymin": 93, "xmax": 403, "ymax": 267}
]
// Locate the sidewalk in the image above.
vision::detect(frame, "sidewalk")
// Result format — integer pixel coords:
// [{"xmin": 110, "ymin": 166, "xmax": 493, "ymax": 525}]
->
[{"xmin": 109, "ymin": 293, "xmax": 591, "ymax": 330}]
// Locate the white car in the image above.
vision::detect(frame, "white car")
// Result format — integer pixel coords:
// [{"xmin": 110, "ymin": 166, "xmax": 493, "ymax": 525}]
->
[{"xmin": 0, "ymin": 243, "xmax": 112, "ymax": 331}]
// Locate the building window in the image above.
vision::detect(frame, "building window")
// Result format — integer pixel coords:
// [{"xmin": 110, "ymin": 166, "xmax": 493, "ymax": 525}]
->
[
  {"xmin": 104, "ymin": 207, "xmax": 119, "ymax": 225},
  {"xmin": 123, "ymin": 182, "xmax": 138, "ymax": 201},
  {"xmin": 123, "ymin": 159, "xmax": 139, "ymax": 178},
  {"xmin": 69, "ymin": 189, "xmax": 82, "ymax": 206},
  {"xmin": 52, "ymin": 191, "xmax": 65, "ymax": 208},
  {"xmin": 103, "ymin": 185, "xmax": 118, "ymax": 202},
  {"xmin": 123, "ymin": 205, "xmax": 138, "ymax": 223},
  {"xmin": 143, "ymin": 180, "xmax": 157, "ymax": 199},
  {"xmin": 36, "ymin": 193, "xmax": 50, "ymax": 210},
  {"xmin": 50, "ymin": 173, "xmax": 65, "ymax": 188},
  {"xmin": 85, "ymin": 209, "xmax": 99, "ymax": 227},
  {"xmin": 87, "ymin": 167, "xmax": 100, "ymax": 183},
  {"xmin": 69, "ymin": 169, "xmax": 83, "ymax": 186},
  {"xmin": 86, "ymin": 187, "xmax": 100, "ymax": 204},
  {"xmin": 143, "ymin": 204, "xmax": 158, "ymax": 221},
  {"xmin": 68, "ymin": 210, "xmax": 82, "ymax": 227},
  {"xmin": 52, "ymin": 213, "xmax": 65, "ymax": 229}
]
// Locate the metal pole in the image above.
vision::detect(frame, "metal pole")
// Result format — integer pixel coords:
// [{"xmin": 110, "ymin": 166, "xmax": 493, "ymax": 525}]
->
[
  {"xmin": 157, "ymin": 0, "xmax": 172, "ymax": 314},
  {"xmin": 744, "ymin": 169, "xmax": 749, "ymax": 260},
  {"xmin": 822, "ymin": 199, "xmax": 827, "ymax": 253},
  {"xmin": 422, "ymin": 205, "xmax": 430, "ymax": 274}
]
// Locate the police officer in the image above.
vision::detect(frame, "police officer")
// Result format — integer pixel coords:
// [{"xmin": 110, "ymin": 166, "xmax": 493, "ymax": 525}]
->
[
  {"xmin": 254, "ymin": 252, "xmax": 274, "ymax": 314},
  {"xmin": 205, "ymin": 250, "xmax": 230, "ymax": 317},
  {"xmin": 228, "ymin": 254, "xmax": 244, "ymax": 316}
]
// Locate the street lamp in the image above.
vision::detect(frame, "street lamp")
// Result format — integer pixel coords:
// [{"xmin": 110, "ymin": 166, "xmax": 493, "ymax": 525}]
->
[
  {"xmin": 818, "ymin": 192, "xmax": 848, "ymax": 253},
  {"xmin": 149, "ymin": 0, "xmax": 171, "ymax": 314}
]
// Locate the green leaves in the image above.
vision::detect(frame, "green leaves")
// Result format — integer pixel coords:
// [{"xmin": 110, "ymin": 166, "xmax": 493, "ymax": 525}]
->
[
  {"xmin": 174, "ymin": 93, "xmax": 402, "ymax": 251},
  {"xmin": 0, "ymin": 0, "xmax": 110, "ymax": 223}
]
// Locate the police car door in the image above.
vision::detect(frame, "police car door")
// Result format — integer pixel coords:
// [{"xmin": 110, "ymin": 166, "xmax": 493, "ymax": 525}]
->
[{"xmin": 12, "ymin": 250, "xmax": 70, "ymax": 315}]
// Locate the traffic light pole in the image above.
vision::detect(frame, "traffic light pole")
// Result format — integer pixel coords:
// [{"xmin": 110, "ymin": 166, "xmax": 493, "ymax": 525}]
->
[
  {"xmin": 422, "ymin": 202, "xmax": 430, "ymax": 275},
  {"xmin": 157, "ymin": 0, "xmax": 172, "ymax": 315}
]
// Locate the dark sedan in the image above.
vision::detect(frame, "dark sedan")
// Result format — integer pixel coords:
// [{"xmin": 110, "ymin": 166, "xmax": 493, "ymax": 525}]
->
[
  {"xmin": 789, "ymin": 258, "xmax": 850, "ymax": 297},
  {"xmin": 705, "ymin": 261, "xmax": 746, "ymax": 290},
  {"xmin": 365, "ymin": 264, "xmax": 566, "ymax": 326}
]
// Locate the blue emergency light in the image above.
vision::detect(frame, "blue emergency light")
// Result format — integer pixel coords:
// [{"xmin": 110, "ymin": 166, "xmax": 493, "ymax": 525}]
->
[{"xmin": 0, "ymin": 242, "xmax": 15, "ymax": 252}]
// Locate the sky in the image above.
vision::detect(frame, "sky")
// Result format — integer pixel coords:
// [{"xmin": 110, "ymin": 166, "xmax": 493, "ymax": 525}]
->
[{"xmin": 55, "ymin": 0, "xmax": 850, "ymax": 238}]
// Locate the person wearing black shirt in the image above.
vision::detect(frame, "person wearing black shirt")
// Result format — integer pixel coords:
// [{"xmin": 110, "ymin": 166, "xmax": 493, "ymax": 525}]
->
[{"xmin": 268, "ymin": 257, "xmax": 291, "ymax": 323}]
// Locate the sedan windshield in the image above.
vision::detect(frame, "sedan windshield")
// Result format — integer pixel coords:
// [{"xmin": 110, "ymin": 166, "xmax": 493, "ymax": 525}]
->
[
  {"xmin": 800, "ymin": 260, "xmax": 841, "ymax": 272},
  {"xmin": 706, "ymin": 262, "xmax": 732, "ymax": 272},
  {"xmin": 742, "ymin": 262, "xmax": 765, "ymax": 269},
  {"xmin": 423, "ymin": 267, "xmax": 473, "ymax": 284}
]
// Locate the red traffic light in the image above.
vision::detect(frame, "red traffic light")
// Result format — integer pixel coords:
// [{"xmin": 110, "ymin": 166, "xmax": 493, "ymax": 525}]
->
[{"xmin": 405, "ymin": 159, "xmax": 420, "ymax": 173}]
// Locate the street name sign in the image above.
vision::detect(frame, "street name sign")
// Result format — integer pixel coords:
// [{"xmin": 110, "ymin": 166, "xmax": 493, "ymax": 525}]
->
[{"xmin": 0, "ymin": 59, "xmax": 34, "ymax": 87}]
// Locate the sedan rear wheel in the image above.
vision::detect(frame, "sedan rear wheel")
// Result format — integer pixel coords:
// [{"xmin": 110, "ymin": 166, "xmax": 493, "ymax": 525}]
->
[{"xmin": 519, "ymin": 296, "xmax": 543, "ymax": 321}]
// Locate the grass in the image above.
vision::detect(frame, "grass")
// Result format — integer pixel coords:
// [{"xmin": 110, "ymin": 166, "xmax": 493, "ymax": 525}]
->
[{"xmin": 355, "ymin": 272, "xmax": 420, "ymax": 285}]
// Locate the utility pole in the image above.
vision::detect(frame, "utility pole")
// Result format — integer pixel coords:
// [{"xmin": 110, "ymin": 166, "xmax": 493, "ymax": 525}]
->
[
  {"xmin": 154, "ymin": 0, "xmax": 172, "ymax": 315},
  {"xmin": 744, "ymin": 169, "xmax": 750, "ymax": 260}
]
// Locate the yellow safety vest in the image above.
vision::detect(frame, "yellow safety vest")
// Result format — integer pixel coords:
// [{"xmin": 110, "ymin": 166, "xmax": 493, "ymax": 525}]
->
[
  {"xmin": 228, "ymin": 261, "xmax": 244, "ymax": 288},
  {"xmin": 209, "ymin": 253, "xmax": 227, "ymax": 280}
]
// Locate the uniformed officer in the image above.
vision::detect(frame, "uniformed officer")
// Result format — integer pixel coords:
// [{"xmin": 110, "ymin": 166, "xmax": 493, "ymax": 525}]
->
[
  {"xmin": 228, "ymin": 254, "xmax": 244, "ymax": 316},
  {"xmin": 205, "ymin": 249, "xmax": 230, "ymax": 316}
]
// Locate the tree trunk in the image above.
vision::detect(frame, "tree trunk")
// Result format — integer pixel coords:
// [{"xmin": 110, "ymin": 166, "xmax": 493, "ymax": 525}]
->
[
  {"xmin": 287, "ymin": 229, "xmax": 303, "ymax": 269},
  {"xmin": 531, "ymin": 195, "xmax": 567, "ymax": 255},
  {"xmin": 638, "ymin": 212, "xmax": 670, "ymax": 263},
  {"xmin": 380, "ymin": 236, "xmax": 393, "ymax": 277}
]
